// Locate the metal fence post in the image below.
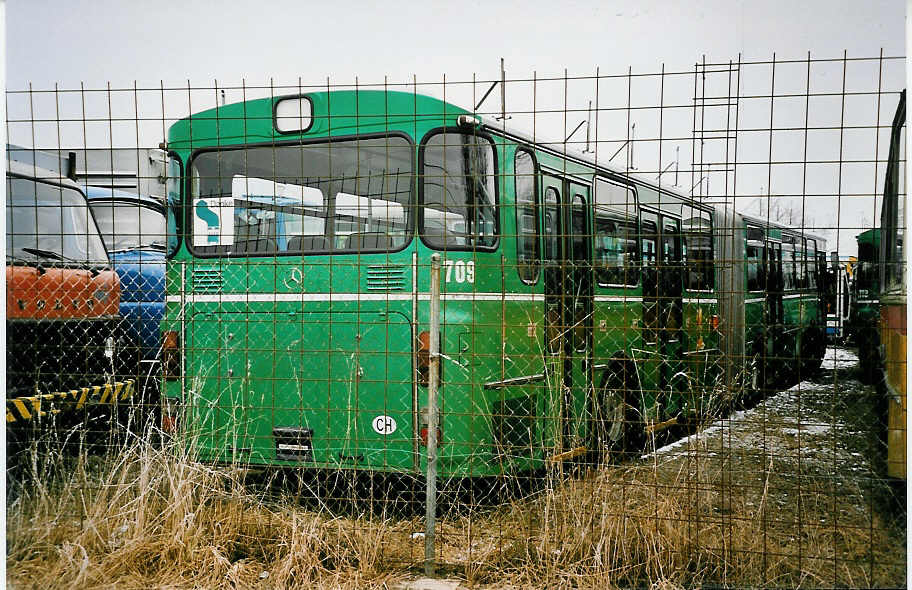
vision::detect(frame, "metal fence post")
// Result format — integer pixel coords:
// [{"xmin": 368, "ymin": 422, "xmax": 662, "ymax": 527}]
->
[{"xmin": 425, "ymin": 253, "xmax": 442, "ymax": 576}]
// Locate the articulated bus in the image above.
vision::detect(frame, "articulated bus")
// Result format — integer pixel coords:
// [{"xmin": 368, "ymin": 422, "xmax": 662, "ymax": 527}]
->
[
  {"xmin": 879, "ymin": 90, "xmax": 906, "ymax": 481},
  {"xmin": 160, "ymin": 90, "xmax": 827, "ymax": 477}
]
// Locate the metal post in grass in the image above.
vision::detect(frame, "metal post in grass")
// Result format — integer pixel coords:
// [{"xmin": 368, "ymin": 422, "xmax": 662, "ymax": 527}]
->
[{"xmin": 425, "ymin": 253, "xmax": 442, "ymax": 576}]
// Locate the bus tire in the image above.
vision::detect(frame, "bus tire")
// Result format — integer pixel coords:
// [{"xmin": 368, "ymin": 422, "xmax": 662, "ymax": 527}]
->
[
  {"xmin": 799, "ymin": 327, "xmax": 825, "ymax": 378},
  {"xmin": 595, "ymin": 360, "xmax": 643, "ymax": 461},
  {"xmin": 857, "ymin": 327, "xmax": 880, "ymax": 385}
]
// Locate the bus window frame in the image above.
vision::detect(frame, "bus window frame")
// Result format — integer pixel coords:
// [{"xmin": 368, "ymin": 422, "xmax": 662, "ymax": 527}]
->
[
  {"xmin": 592, "ymin": 175, "xmax": 640, "ymax": 289},
  {"xmin": 165, "ymin": 150, "xmax": 184, "ymax": 260},
  {"xmin": 745, "ymin": 225, "xmax": 766, "ymax": 293},
  {"xmin": 806, "ymin": 237, "xmax": 818, "ymax": 289},
  {"xmin": 746, "ymin": 240, "xmax": 766, "ymax": 293},
  {"xmin": 682, "ymin": 206, "xmax": 715, "ymax": 293},
  {"xmin": 542, "ymin": 185, "xmax": 562, "ymax": 263},
  {"xmin": 570, "ymin": 192, "xmax": 591, "ymax": 263},
  {"xmin": 183, "ymin": 131, "xmax": 415, "ymax": 259},
  {"xmin": 513, "ymin": 146, "xmax": 540, "ymax": 285},
  {"xmin": 418, "ymin": 126, "xmax": 500, "ymax": 253},
  {"xmin": 782, "ymin": 235, "xmax": 798, "ymax": 292}
]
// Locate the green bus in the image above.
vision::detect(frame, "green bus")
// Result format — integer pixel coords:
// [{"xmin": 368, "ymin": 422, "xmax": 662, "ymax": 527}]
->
[{"xmin": 159, "ymin": 90, "xmax": 827, "ymax": 477}]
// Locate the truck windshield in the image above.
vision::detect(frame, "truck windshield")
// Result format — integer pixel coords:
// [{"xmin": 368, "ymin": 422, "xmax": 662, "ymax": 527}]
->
[
  {"xmin": 6, "ymin": 176, "xmax": 108, "ymax": 265},
  {"xmin": 90, "ymin": 201, "xmax": 167, "ymax": 252},
  {"xmin": 189, "ymin": 136, "xmax": 413, "ymax": 255}
]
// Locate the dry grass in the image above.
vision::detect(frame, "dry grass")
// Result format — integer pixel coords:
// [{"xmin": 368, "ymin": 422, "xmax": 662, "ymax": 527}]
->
[
  {"xmin": 7, "ymin": 425, "xmax": 905, "ymax": 589},
  {"xmin": 436, "ymin": 454, "xmax": 905, "ymax": 589},
  {"xmin": 7, "ymin": 438, "xmax": 412, "ymax": 590}
]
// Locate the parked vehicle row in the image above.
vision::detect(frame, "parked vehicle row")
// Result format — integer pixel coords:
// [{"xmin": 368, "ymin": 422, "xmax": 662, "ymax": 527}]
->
[{"xmin": 5, "ymin": 153, "xmax": 167, "ymax": 440}]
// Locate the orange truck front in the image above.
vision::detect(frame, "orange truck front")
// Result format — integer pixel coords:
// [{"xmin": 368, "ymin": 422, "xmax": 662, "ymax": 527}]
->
[{"xmin": 6, "ymin": 160, "xmax": 131, "ymax": 430}]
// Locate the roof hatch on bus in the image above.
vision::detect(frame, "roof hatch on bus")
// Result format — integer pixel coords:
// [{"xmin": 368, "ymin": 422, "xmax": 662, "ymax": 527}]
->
[{"xmin": 274, "ymin": 97, "xmax": 313, "ymax": 134}]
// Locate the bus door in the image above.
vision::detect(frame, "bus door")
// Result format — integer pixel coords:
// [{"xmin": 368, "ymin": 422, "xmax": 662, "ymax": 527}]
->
[
  {"xmin": 640, "ymin": 211, "xmax": 684, "ymax": 402},
  {"xmin": 540, "ymin": 173, "xmax": 591, "ymax": 453},
  {"xmin": 566, "ymin": 182, "xmax": 593, "ymax": 450},
  {"xmin": 540, "ymin": 175, "xmax": 568, "ymax": 452}
]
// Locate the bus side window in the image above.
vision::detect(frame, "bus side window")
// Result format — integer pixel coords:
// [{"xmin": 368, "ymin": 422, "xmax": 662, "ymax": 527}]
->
[
  {"xmin": 543, "ymin": 187, "xmax": 561, "ymax": 262},
  {"xmin": 807, "ymin": 238, "xmax": 817, "ymax": 289},
  {"xmin": 570, "ymin": 194, "xmax": 589, "ymax": 262},
  {"xmin": 683, "ymin": 211, "xmax": 713, "ymax": 291},
  {"xmin": 747, "ymin": 243, "xmax": 765, "ymax": 292},
  {"xmin": 594, "ymin": 217, "xmax": 638, "ymax": 286},
  {"xmin": 422, "ymin": 131, "xmax": 498, "ymax": 250},
  {"xmin": 593, "ymin": 177, "xmax": 638, "ymax": 286},
  {"xmin": 782, "ymin": 244, "xmax": 797, "ymax": 291},
  {"xmin": 514, "ymin": 149, "xmax": 539, "ymax": 283},
  {"xmin": 797, "ymin": 238, "xmax": 809, "ymax": 289},
  {"xmin": 641, "ymin": 221, "xmax": 658, "ymax": 266}
]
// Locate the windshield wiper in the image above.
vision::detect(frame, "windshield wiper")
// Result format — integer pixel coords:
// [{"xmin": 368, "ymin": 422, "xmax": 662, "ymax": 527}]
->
[
  {"xmin": 20, "ymin": 247, "xmax": 82, "ymax": 263},
  {"xmin": 6, "ymin": 253, "xmax": 46, "ymax": 274},
  {"xmin": 19, "ymin": 247, "xmax": 101, "ymax": 275},
  {"xmin": 110, "ymin": 242, "xmax": 168, "ymax": 253}
]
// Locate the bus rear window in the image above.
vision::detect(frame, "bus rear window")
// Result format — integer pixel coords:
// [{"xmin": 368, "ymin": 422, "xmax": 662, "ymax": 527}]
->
[{"xmin": 189, "ymin": 136, "xmax": 413, "ymax": 255}]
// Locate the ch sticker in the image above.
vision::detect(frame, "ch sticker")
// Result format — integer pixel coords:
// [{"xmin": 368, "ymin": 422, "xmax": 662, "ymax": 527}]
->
[{"xmin": 372, "ymin": 415, "xmax": 397, "ymax": 435}]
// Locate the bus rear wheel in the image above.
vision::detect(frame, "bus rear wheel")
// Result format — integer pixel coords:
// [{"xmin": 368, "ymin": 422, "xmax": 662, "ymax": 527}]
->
[
  {"xmin": 799, "ymin": 327, "xmax": 825, "ymax": 379},
  {"xmin": 857, "ymin": 327, "xmax": 881, "ymax": 385},
  {"xmin": 595, "ymin": 361, "xmax": 643, "ymax": 461}
]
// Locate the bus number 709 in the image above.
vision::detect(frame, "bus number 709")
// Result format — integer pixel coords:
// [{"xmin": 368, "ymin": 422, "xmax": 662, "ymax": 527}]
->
[{"xmin": 443, "ymin": 260, "xmax": 475, "ymax": 284}]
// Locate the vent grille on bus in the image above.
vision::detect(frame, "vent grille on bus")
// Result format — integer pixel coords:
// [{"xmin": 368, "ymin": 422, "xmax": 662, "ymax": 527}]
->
[
  {"xmin": 366, "ymin": 265, "xmax": 406, "ymax": 291},
  {"xmin": 191, "ymin": 267, "xmax": 224, "ymax": 293}
]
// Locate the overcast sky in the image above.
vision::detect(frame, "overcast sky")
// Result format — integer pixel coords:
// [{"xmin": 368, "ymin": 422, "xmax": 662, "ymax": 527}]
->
[
  {"xmin": 6, "ymin": 0, "xmax": 905, "ymax": 89},
  {"xmin": 5, "ymin": 0, "xmax": 907, "ymax": 255}
]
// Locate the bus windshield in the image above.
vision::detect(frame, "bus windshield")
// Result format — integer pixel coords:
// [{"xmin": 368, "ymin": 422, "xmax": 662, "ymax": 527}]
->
[
  {"xmin": 189, "ymin": 136, "xmax": 413, "ymax": 255},
  {"xmin": 6, "ymin": 176, "xmax": 108, "ymax": 265}
]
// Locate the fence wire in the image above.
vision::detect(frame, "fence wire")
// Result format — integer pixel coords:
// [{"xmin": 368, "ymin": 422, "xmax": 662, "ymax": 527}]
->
[{"xmin": 5, "ymin": 52, "xmax": 907, "ymax": 589}]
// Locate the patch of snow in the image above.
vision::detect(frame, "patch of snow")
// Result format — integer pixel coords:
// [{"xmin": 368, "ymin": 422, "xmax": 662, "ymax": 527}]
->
[
  {"xmin": 781, "ymin": 423, "xmax": 830, "ymax": 436},
  {"xmin": 822, "ymin": 346, "xmax": 858, "ymax": 370}
]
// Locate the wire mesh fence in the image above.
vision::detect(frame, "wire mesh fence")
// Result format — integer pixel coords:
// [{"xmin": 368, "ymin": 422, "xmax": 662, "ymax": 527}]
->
[{"xmin": 5, "ymin": 52, "xmax": 907, "ymax": 589}]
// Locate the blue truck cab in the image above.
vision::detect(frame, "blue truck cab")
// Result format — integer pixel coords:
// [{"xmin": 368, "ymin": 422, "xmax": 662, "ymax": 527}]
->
[{"xmin": 86, "ymin": 188, "xmax": 167, "ymax": 362}]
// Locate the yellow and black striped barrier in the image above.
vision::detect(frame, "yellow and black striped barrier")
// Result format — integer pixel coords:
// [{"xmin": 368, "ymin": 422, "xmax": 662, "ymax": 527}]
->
[{"xmin": 6, "ymin": 380, "xmax": 135, "ymax": 425}]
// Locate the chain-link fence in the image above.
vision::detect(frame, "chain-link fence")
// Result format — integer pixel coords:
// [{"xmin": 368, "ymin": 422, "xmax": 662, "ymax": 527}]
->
[{"xmin": 5, "ymin": 52, "xmax": 906, "ymax": 589}]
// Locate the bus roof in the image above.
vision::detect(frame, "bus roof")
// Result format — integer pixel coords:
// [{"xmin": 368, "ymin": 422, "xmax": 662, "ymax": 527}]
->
[
  {"xmin": 856, "ymin": 228, "xmax": 881, "ymax": 247},
  {"xmin": 741, "ymin": 212, "xmax": 828, "ymax": 245},
  {"xmin": 167, "ymin": 90, "xmax": 470, "ymax": 149}
]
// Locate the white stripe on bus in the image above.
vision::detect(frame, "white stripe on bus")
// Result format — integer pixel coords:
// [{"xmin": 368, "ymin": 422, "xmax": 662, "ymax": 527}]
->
[
  {"xmin": 166, "ymin": 293, "xmax": 724, "ymax": 305},
  {"xmin": 167, "ymin": 292, "xmax": 550, "ymax": 304}
]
